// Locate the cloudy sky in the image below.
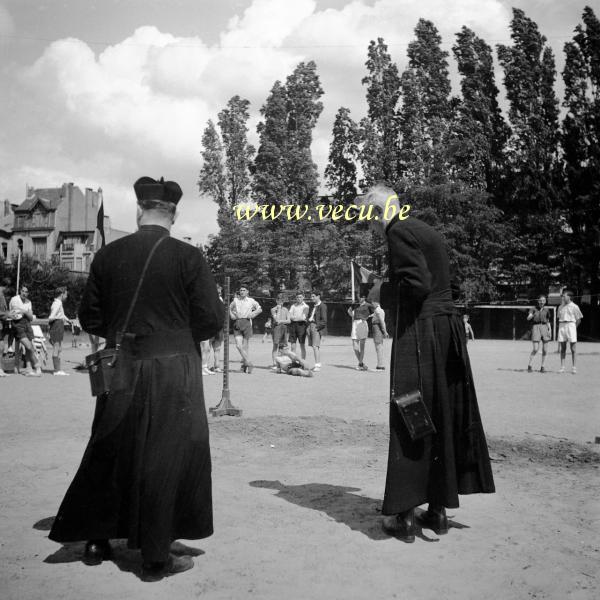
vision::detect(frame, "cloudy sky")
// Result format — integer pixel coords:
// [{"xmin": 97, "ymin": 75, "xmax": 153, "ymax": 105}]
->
[{"xmin": 0, "ymin": 0, "xmax": 591, "ymax": 244}]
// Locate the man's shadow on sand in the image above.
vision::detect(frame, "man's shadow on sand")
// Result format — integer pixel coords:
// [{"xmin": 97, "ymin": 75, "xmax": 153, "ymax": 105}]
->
[
  {"xmin": 249, "ymin": 480, "xmax": 468, "ymax": 542},
  {"xmin": 34, "ymin": 517, "xmax": 204, "ymax": 580}
]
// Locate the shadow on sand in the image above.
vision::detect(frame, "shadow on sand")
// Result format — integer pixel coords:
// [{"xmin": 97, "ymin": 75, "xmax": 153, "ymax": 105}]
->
[
  {"xmin": 35, "ymin": 517, "xmax": 203, "ymax": 581},
  {"xmin": 250, "ymin": 480, "xmax": 468, "ymax": 542}
]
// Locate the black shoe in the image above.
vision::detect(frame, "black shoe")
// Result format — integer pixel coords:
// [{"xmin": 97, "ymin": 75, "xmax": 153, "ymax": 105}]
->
[
  {"xmin": 141, "ymin": 554, "xmax": 194, "ymax": 582},
  {"xmin": 527, "ymin": 365, "xmax": 532, "ymax": 372},
  {"xmin": 382, "ymin": 509, "xmax": 416, "ymax": 542},
  {"xmin": 83, "ymin": 540, "xmax": 112, "ymax": 565},
  {"xmin": 418, "ymin": 506, "xmax": 449, "ymax": 535}
]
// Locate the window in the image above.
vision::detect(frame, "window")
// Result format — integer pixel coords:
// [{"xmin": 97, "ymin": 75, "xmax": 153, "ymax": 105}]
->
[{"xmin": 32, "ymin": 237, "xmax": 47, "ymax": 258}]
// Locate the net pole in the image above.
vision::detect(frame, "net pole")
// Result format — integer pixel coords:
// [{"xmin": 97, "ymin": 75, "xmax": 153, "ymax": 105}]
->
[{"xmin": 210, "ymin": 276, "xmax": 242, "ymax": 417}]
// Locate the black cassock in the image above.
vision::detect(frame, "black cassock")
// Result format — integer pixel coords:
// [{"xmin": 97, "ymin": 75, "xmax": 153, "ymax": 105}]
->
[
  {"xmin": 49, "ymin": 225, "xmax": 224, "ymax": 561},
  {"xmin": 381, "ymin": 218, "xmax": 495, "ymax": 515}
]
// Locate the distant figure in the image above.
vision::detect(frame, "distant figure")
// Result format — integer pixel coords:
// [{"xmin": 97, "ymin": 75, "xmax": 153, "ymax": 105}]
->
[
  {"xmin": 288, "ymin": 293, "xmax": 309, "ymax": 359},
  {"xmin": 229, "ymin": 286, "xmax": 262, "ymax": 373},
  {"xmin": 307, "ymin": 291, "xmax": 327, "ymax": 372},
  {"xmin": 527, "ymin": 295, "xmax": 551, "ymax": 373},
  {"xmin": 370, "ymin": 300, "xmax": 388, "ymax": 370},
  {"xmin": 270, "ymin": 294, "xmax": 290, "ymax": 369},
  {"xmin": 347, "ymin": 295, "xmax": 371, "ymax": 371},
  {"xmin": 0, "ymin": 278, "xmax": 11, "ymax": 377},
  {"xmin": 274, "ymin": 348, "xmax": 313, "ymax": 377},
  {"xmin": 208, "ymin": 283, "xmax": 225, "ymax": 373},
  {"xmin": 557, "ymin": 290, "xmax": 583, "ymax": 374},
  {"xmin": 48, "ymin": 286, "xmax": 71, "ymax": 376},
  {"xmin": 463, "ymin": 314, "xmax": 475, "ymax": 343},
  {"xmin": 262, "ymin": 317, "xmax": 273, "ymax": 343},
  {"xmin": 9, "ymin": 284, "xmax": 42, "ymax": 376}
]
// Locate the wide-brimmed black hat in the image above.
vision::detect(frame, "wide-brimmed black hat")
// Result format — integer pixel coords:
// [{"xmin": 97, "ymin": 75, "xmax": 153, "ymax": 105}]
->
[{"xmin": 134, "ymin": 176, "xmax": 183, "ymax": 205}]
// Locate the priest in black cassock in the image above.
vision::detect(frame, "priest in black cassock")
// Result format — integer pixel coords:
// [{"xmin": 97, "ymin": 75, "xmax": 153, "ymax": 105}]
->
[
  {"xmin": 359, "ymin": 184, "xmax": 495, "ymax": 542},
  {"xmin": 49, "ymin": 176, "xmax": 224, "ymax": 579}
]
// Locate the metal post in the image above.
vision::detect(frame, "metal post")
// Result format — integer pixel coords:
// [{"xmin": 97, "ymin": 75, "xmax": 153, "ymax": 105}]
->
[{"xmin": 210, "ymin": 276, "xmax": 242, "ymax": 417}]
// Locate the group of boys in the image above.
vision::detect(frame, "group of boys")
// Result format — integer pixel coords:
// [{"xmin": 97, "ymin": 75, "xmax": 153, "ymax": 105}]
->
[
  {"xmin": 228, "ymin": 289, "xmax": 327, "ymax": 376},
  {"xmin": 0, "ymin": 279, "xmax": 71, "ymax": 377}
]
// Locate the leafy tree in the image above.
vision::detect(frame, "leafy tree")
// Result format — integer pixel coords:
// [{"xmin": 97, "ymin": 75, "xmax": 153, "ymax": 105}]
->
[
  {"xmin": 562, "ymin": 6, "xmax": 600, "ymax": 316},
  {"xmin": 360, "ymin": 38, "xmax": 402, "ymax": 185},
  {"xmin": 199, "ymin": 98, "xmax": 258, "ymax": 288},
  {"xmin": 407, "ymin": 183, "xmax": 510, "ymax": 301},
  {"xmin": 218, "ymin": 96, "xmax": 255, "ymax": 206},
  {"xmin": 497, "ymin": 8, "xmax": 563, "ymax": 290},
  {"xmin": 399, "ymin": 19, "xmax": 454, "ymax": 185},
  {"xmin": 252, "ymin": 62, "xmax": 325, "ymax": 290},
  {"xmin": 450, "ymin": 27, "xmax": 509, "ymax": 193}
]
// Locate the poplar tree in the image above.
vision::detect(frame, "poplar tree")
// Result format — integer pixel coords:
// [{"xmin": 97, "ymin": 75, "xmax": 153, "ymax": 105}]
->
[
  {"xmin": 252, "ymin": 62, "xmax": 325, "ymax": 290},
  {"xmin": 562, "ymin": 6, "xmax": 600, "ymax": 306},
  {"xmin": 199, "ymin": 100, "xmax": 259, "ymax": 285},
  {"xmin": 451, "ymin": 27, "xmax": 509, "ymax": 193},
  {"xmin": 360, "ymin": 38, "xmax": 401, "ymax": 185},
  {"xmin": 399, "ymin": 19, "xmax": 453, "ymax": 185},
  {"xmin": 497, "ymin": 8, "xmax": 562, "ymax": 289}
]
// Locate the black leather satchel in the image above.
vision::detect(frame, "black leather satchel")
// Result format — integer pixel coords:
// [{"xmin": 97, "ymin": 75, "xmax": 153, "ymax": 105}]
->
[
  {"xmin": 390, "ymin": 300, "xmax": 436, "ymax": 441},
  {"xmin": 85, "ymin": 236, "xmax": 166, "ymax": 396},
  {"xmin": 392, "ymin": 389, "xmax": 436, "ymax": 440}
]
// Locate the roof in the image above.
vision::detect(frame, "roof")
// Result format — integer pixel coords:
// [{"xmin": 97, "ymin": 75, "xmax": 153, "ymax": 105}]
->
[{"xmin": 14, "ymin": 190, "xmax": 63, "ymax": 213}]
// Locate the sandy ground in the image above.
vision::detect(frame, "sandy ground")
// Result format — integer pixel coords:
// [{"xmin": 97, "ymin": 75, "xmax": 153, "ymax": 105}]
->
[{"xmin": 1, "ymin": 336, "xmax": 599, "ymax": 600}]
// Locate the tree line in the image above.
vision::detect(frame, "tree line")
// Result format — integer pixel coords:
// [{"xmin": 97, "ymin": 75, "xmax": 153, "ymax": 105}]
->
[{"xmin": 198, "ymin": 7, "xmax": 599, "ymax": 308}]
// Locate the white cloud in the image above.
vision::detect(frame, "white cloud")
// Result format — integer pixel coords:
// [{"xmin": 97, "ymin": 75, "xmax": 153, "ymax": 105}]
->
[{"xmin": 2, "ymin": 0, "xmax": 579, "ymax": 241}]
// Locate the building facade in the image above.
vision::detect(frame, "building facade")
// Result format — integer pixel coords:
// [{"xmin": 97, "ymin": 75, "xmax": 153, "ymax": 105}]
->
[{"xmin": 3, "ymin": 183, "xmax": 129, "ymax": 272}]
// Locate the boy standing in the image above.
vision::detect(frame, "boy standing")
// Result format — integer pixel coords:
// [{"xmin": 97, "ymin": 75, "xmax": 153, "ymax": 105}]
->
[
  {"xmin": 48, "ymin": 286, "xmax": 71, "ymax": 375},
  {"xmin": 557, "ymin": 290, "xmax": 583, "ymax": 374},
  {"xmin": 270, "ymin": 295, "xmax": 290, "ymax": 369}
]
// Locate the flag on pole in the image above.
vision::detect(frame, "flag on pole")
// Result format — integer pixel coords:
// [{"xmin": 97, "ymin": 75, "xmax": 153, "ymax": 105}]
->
[
  {"xmin": 96, "ymin": 196, "xmax": 105, "ymax": 248},
  {"xmin": 351, "ymin": 260, "xmax": 383, "ymax": 302}
]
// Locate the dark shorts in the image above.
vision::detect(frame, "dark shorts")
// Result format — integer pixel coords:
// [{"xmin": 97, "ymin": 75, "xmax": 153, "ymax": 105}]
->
[
  {"xmin": 233, "ymin": 318, "xmax": 253, "ymax": 340},
  {"xmin": 49, "ymin": 320, "xmax": 65, "ymax": 344},
  {"xmin": 211, "ymin": 329, "xmax": 224, "ymax": 344},
  {"xmin": 272, "ymin": 323, "xmax": 288, "ymax": 347},
  {"xmin": 12, "ymin": 319, "xmax": 33, "ymax": 341},
  {"xmin": 0, "ymin": 320, "xmax": 10, "ymax": 339},
  {"xmin": 288, "ymin": 321, "xmax": 307, "ymax": 343}
]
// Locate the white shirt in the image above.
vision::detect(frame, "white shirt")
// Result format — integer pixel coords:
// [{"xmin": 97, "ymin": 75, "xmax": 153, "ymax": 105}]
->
[
  {"xmin": 49, "ymin": 298, "xmax": 67, "ymax": 323},
  {"xmin": 9, "ymin": 295, "xmax": 33, "ymax": 321},
  {"xmin": 289, "ymin": 302, "xmax": 309, "ymax": 322},
  {"xmin": 230, "ymin": 296, "xmax": 260, "ymax": 319},
  {"xmin": 558, "ymin": 302, "xmax": 583, "ymax": 323}
]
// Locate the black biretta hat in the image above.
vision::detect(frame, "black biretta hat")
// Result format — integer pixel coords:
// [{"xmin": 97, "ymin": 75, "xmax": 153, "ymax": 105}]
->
[{"xmin": 134, "ymin": 176, "xmax": 183, "ymax": 205}]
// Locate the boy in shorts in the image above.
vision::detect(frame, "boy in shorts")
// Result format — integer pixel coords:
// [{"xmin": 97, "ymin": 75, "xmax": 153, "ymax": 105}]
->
[
  {"xmin": 557, "ymin": 290, "xmax": 583, "ymax": 374},
  {"xmin": 274, "ymin": 348, "xmax": 313, "ymax": 377},
  {"xmin": 270, "ymin": 294, "xmax": 290, "ymax": 369},
  {"xmin": 229, "ymin": 286, "xmax": 262, "ymax": 373},
  {"xmin": 48, "ymin": 286, "xmax": 71, "ymax": 375},
  {"xmin": 527, "ymin": 295, "xmax": 551, "ymax": 372}
]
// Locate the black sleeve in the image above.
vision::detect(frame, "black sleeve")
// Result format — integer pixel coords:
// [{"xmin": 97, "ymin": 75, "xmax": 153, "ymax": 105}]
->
[
  {"xmin": 184, "ymin": 249, "xmax": 225, "ymax": 342},
  {"xmin": 386, "ymin": 225, "xmax": 432, "ymax": 304},
  {"xmin": 79, "ymin": 252, "xmax": 106, "ymax": 337}
]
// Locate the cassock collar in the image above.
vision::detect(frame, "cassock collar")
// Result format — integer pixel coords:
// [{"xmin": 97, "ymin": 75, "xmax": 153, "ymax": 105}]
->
[{"xmin": 139, "ymin": 224, "xmax": 170, "ymax": 235}]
